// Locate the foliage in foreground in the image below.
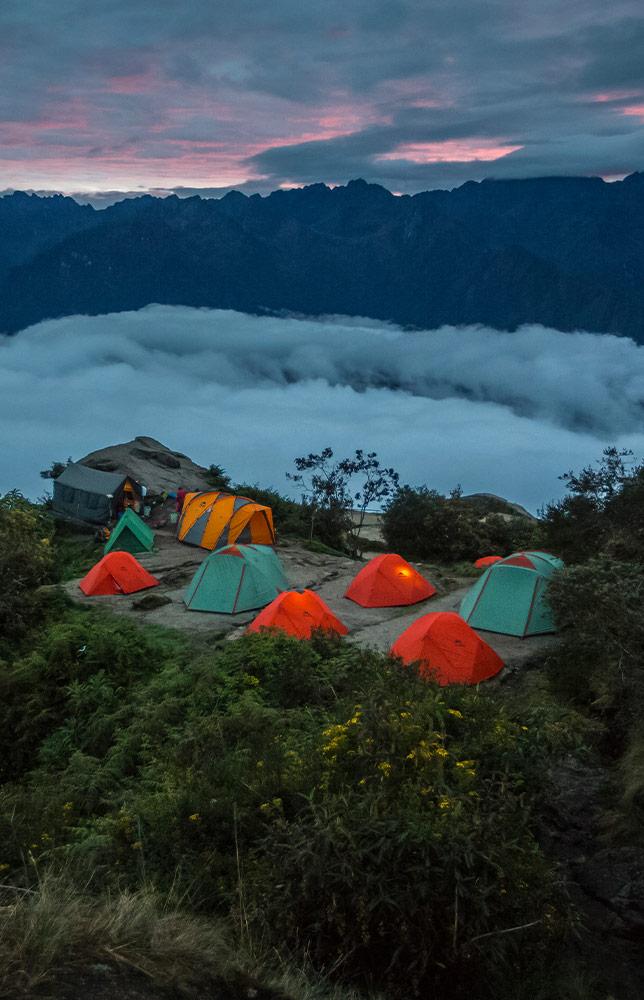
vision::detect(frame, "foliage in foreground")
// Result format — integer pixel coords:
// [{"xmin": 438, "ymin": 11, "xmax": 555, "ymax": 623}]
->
[{"xmin": 0, "ymin": 604, "xmax": 580, "ymax": 998}]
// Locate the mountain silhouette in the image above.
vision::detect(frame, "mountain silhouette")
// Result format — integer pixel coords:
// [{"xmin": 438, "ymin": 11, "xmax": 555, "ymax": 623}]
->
[{"xmin": 1, "ymin": 174, "xmax": 644, "ymax": 340}]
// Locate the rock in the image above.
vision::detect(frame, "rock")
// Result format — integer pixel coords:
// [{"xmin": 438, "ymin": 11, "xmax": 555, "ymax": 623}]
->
[
  {"xmin": 132, "ymin": 593, "xmax": 173, "ymax": 612},
  {"xmin": 78, "ymin": 435, "xmax": 212, "ymax": 494},
  {"xmin": 578, "ymin": 846, "xmax": 644, "ymax": 937}
]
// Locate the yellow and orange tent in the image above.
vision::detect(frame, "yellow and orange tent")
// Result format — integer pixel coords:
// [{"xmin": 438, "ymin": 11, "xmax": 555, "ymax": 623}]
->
[{"xmin": 177, "ymin": 491, "xmax": 275, "ymax": 550}]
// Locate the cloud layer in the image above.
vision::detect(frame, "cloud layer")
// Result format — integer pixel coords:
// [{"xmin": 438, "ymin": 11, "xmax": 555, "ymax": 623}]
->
[
  {"xmin": 1, "ymin": 0, "xmax": 644, "ymax": 194},
  {"xmin": 2, "ymin": 306, "xmax": 643, "ymax": 510}
]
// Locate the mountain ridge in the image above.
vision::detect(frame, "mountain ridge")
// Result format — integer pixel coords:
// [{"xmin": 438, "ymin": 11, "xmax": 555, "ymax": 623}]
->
[{"xmin": 1, "ymin": 173, "xmax": 644, "ymax": 340}]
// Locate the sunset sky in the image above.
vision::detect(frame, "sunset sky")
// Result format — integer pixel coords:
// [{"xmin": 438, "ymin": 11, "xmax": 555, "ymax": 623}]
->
[{"xmin": 2, "ymin": 0, "xmax": 644, "ymax": 199}]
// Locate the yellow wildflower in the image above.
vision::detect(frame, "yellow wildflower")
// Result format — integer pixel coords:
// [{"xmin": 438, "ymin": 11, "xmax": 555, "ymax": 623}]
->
[
  {"xmin": 377, "ymin": 761, "xmax": 392, "ymax": 777},
  {"xmin": 399, "ymin": 711, "xmax": 411, "ymax": 719},
  {"xmin": 259, "ymin": 802, "xmax": 271, "ymax": 813},
  {"xmin": 244, "ymin": 674, "xmax": 260, "ymax": 686},
  {"xmin": 447, "ymin": 709, "xmax": 463, "ymax": 719},
  {"xmin": 188, "ymin": 813, "xmax": 201, "ymax": 822},
  {"xmin": 455, "ymin": 760, "xmax": 476, "ymax": 769},
  {"xmin": 62, "ymin": 802, "xmax": 73, "ymax": 812},
  {"xmin": 433, "ymin": 746, "xmax": 449, "ymax": 759},
  {"xmin": 438, "ymin": 798, "xmax": 451, "ymax": 810},
  {"xmin": 358, "ymin": 778, "xmax": 367, "ymax": 786},
  {"xmin": 406, "ymin": 750, "xmax": 416, "ymax": 761}
]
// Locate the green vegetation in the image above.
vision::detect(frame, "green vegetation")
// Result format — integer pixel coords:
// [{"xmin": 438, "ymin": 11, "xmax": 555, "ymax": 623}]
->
[
  {"xmin": 382, "ymin": 486, "xmax": 537, "ymax": 563},
  {"xmin": 1, "ymin": 446, "xmax": 643, "ymax": 998}
]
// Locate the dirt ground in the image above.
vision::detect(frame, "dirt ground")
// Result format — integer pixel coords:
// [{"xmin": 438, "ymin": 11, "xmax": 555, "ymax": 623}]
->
[{"xmin": 64, "ymin": 529, "xmax": 557, "ymax": 672}]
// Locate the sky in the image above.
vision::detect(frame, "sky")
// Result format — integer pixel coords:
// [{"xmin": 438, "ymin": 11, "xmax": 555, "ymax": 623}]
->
[
  {"xmin": 2, "ymin": 307, "xmax": 642, "ymax": 510},
  {"xmin": 2, "ymin": 0, "xmax": 644, "ymax": 200}
]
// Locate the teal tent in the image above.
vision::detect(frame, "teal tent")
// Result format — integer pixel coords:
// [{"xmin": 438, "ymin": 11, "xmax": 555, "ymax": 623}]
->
[
  {"xmin": 184, "ymin": 544, "xmax": 289, "ymax": 614},
  {"xmin": 459, "ymin": 551, "xmax": 564, "ymax": 637},
  {"xmin": 104, "ymin": 508, "xmax": 155, "ymax": 555}
]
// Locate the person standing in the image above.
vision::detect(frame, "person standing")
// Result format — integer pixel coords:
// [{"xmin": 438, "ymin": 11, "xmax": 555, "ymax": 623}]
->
[{"xmin": 176, "ymin": 486, "xmax": 187, "ymax": 514}]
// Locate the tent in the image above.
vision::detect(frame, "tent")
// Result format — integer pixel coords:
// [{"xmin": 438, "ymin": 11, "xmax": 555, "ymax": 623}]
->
[
  {"xmin": 459, "ymin": 550, "xmax": 564, "ymax": 637},
  {"xmin": 345, "ymin": 553, "xmax": 436, "ymax": 607},
  {"xmin": 79, "ymin": 552, "xmax": 159, "ymax": 596},
  {"xmin": 390, "ymin": 611, "xmax": 503, "ymax": 685},
  {"xmin": 104, "ymin": 508, "xmax": 155, "ymax": 555},
  {"xmin": 184, "ymin": 544, "xmax": 288, "ymax": 614},
  {"xmin": 177, "ymin": 491, "xmax": 275, "ymax": 550},
  {"xmin": 474, "ymin": 555, "xmax": 503, "ymax": 568},
  {"xmin": 53, "ymin": 464, "xmax": 142, "ymax": 525},
  {"xmin": 247, "ymin": 590, "xmax": 348, "ymax": 639}
]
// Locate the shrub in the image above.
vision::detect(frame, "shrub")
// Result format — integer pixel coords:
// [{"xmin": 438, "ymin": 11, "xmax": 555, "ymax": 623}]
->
[
  {"xmin": 546, "ymin": 559, "xmax": 644, "ymax": 755},
  {"xmin": 382, "ymin": 487, "xmax": 532, "ymax": 564},
  {"xmin": 0, "ymin": 491, "xmax": 54, "ymax": 644}
]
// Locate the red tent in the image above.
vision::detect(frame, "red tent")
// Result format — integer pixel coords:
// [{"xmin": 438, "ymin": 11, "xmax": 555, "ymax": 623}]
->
[
  {"xmin": 345, "ymin": 553, "xmax": 436, "ymax": 608},
  {"xmin": 474, "ymin": 555, "xmax": 503, "ymax": 568},
  {"xmin": 390, "ymin": 612, "xmax": 503, "ymax": 685},
  {"xmin": 79, "ymin": 552, "xmax": 159, "ymax": 596},
  {"xmin": 247, "ymin": 589, "xmax": 348, "ymax": 639}
]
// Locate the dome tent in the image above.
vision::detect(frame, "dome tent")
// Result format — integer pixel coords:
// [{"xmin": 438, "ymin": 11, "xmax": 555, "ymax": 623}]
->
[
  {"xmin": 390, "ymin": 612, "xmax": 504, "ymax": 685},
  {"xmin": 474, "ymin": 555, "xmax": 503, "ymax": 568},
  {"xmin": 345, "ymin": 553, "xmax": 436, "ymax": 608},
  {"xmin": 184, "ymin": 544, "xmax": 288, "ymax": 614},
  {"xmin": 104, "ymin": 508, "xmax": 155, "ymax": 555},
  {"xmin": 178, "ymin": 491, "xmax": 275, "ymax": 550},
  {"xmin": 247, "ymin": 590, "xmax": 348, "ymax": 639},
  {"xmin": 459, "ymin": 551, "xmax": 564, "ymax": 638},
  {"xmin": 80, "ymin": 552, "xmax": 159, "ymax": 596}
]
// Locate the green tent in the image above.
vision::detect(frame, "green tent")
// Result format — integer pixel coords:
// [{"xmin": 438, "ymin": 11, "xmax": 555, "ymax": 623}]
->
[
  {"xmin": 459, "ymin": 551, "xmax": 564, "ymax": 637},
  {"xmin": 184, "ymin": 544, "xmax": 289, "ymax": 614},
  {"xmin": 104, "ymin": 508, "xmax": 155, "ymax": 556}
]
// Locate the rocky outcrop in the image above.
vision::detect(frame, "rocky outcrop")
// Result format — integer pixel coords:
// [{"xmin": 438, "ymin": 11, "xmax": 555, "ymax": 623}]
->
[{"xmin": 78, "ymin": 436, "xmax": 212, "ymax": 494}]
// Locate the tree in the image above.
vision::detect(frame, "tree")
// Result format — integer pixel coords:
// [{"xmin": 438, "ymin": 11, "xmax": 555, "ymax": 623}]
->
[
  {"xmin": 288, "ymin": 448, "xmax": 399, "ymax": 554},
  {"xmin": 40, "ymin": 458, "xmax": 71, "ymax": 480},
  {"xmin": 541, "ymin": 447, "xmax": 644, "ymax": 563},
  {"xmin": 204, "ymin": 464, "xmax": 232, "ymax": 491}
]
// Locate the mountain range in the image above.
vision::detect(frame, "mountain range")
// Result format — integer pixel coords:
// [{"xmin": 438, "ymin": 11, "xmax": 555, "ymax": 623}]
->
[{"xmin": 2, "ymin": 173, "xmax": 644, "ymax": 341}]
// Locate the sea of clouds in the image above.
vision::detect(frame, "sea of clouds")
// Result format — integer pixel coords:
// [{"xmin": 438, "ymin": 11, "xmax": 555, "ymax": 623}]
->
[{"xmin": 1, "ymin": 305, "xmax": 643, "ymax": 511}]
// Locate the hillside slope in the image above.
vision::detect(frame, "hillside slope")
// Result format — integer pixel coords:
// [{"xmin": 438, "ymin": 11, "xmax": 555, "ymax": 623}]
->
[{"xmin": 2, "ymin": 174, "xmax": 644, "ymax": 339}]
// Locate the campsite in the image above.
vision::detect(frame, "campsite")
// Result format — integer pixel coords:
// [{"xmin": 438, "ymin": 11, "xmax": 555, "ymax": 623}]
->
[{"xmin": 1, "ymin": 438, "xmax": 643, "ymax": 1000}]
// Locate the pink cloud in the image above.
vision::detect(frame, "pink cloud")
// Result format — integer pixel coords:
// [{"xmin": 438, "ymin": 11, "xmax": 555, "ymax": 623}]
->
[
  {"xmin": 376, "ymin": 140, "xmax": 523, "ymax": 164},
  {"xmin": 621, "ymin": 105, "xmax": 644, "ymax": 120}
]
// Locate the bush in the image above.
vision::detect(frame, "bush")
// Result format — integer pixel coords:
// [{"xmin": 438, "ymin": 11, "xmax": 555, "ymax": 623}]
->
[
  {"xmin": 541, "ymin": 448, "xmax": 644, "ymax": 564},
  {"xmin": 547, "ymin": 559, "xmax": 644, "ymax": 726},
  {"xmin": 0, "ymin": 491, "xmax": 54, "ymax": 645},
  {"xmin": 382, "ymin": 487, "xmax": 533, "ymax": 564},
  {"xmin": 234, "ymin": 483, "xmax": 310, "ymax": 538},
  {"xmin": 0, "ymin": 618, "xmax": 569, "ymax": 997}
]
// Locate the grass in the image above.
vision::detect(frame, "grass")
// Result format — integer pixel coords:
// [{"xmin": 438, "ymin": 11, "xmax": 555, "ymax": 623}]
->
[{"xmin": 0, "ymin": 873, "xmax": 382, "ymax": 1000}]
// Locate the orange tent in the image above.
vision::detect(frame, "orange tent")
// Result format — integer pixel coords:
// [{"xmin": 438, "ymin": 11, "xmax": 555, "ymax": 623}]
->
[
  {"xmin": 474, "ymin": 555, "xmax": 503, "ymax": 568},
  {"xmin": 390, "ymin": 612, "xmax": 503, "ymax": 685},
  {"xmin": 345, "ymin": 553, "xmax": 436, "ymax": 607},
  {"xmin": 177, "ymin": 491, "xmax": 275, "ymax": 550},
  {"xmin": 247, "ymin": 589, "xmax": 349, "ymax": 640},
  {"xmin": 79, "ymin": 552, "xmax": 159, "ymax": 596}
]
